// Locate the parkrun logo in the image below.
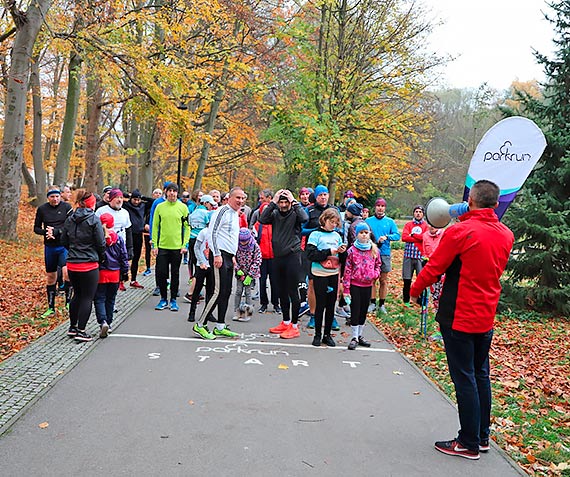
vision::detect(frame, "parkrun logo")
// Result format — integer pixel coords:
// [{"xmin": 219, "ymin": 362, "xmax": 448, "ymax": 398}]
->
[{"xmin": 483, "ymin": 141, "xmax": 532, "ymax": 162}]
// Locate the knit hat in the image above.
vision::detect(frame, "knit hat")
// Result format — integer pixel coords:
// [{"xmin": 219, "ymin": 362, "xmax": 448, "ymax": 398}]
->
[
  {"xmin": 314, "ymin": 184, "xmax": 328, "ymax": 197},
  {"xmin": 346, "ymin": 202, "xmax": 363, "ymax": 216},
  {"xmin": 238, "ymin": 227, "xmax": 255, "ymax": 250},
  {"xmin": 375, "ymin": 198, "xmax": 387, "ymax": 206},
  {"xmin": 100, "ymin": 213, "xmax": 115, "ymax": 228},
  {"xmin": 165, "ymin": 183, "xmax": 179, "ymax": 192},
  {"xmin": 299, "ymin": 187, "xmax": 310, "ymax": 194},
  {"xmin": 108, "ymin": 188, "xmax": 123, "ymax": 201},
  {"xmin": 413, "ymin": 204, "xmax": 425, "ymax": 213},
  {"xmin": 103, "ymin": 185, "xmax": 113, "ymax": 194},
  {"xmin": 163, "ymin": 181, "xmax": 173, "ymax": 189},
  {"xmin": 47, "ymin": 188, "xmax": 61, "ymax": 197},
  {"xmin": 130, "ymin": 189, "xmax": 142, "ymax": 198},
  {"xmin": 355, "ymin": 222, "xmax": 370, "ymax": 235},
  {"xmin": 344, "ymin": 190, "xmax": 355, "ymax": 198}
]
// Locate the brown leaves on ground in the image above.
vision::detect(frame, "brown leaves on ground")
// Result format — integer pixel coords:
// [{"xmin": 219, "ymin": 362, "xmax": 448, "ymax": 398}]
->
[{"xmin": 0, "ymin": 202, "xmax": 67, "ymax": 363}]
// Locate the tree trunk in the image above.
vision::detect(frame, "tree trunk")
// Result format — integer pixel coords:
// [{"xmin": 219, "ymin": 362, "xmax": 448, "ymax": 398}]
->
[
  {"xmin": 30, "ymin": 53, "xmax": 44, "ymax": 205},
  {"xmin": 83, "ymin": 76, "xmax": 103, "ymax": 192},
  {"xmin": 139, "ymin": 119, "xmax": 156, "ymax": 195},
  {"xmin": 54, "ymin": 52, "xmax": 82, "ymax": 186},
  {"xmin": 0, "ymin": 0, "xmax": 53, "ymax": 240}
]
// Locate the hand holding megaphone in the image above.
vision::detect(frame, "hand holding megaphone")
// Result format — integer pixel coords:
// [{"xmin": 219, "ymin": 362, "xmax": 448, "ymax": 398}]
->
[{"xmin": 425, "ymin": 198, "xmax": 470, "ymax": 228}]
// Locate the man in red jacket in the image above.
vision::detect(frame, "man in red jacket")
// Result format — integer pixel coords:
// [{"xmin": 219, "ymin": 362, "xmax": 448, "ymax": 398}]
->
[
  {"xmin": 411, "ymin": 180, "xmax": 514, "ymax": 461},
  {"xmin": 401, "ymin": 205, "xmax": 428, "ymax": 305}
]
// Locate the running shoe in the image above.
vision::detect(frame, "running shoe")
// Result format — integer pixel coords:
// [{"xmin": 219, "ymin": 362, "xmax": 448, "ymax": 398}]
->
[
  {"xmin": 130, "ymin": 281, "xmax": 144, "ymax": 289},
  {"xmin": 143, "ymin": 269, "xmax": 152, "ymax": 277},
  {"xmin": 269, "ymin": 321, "xmax": 289, "ymax": 334},
  {"xmin": 280, "ymin": 324, "xmax": 300, "ymax": 339},
  {"xmin": 152, "ymin": 287, "xmax": 160, "ymax": 296},
  {"xmin": 155, "ymin": 299, "xmax": 168, "ymax": 310},
  {"xmin": 331, "ymin": 318, "xmax": 340, "ymax": 331},
  {"xmin": 358, "ymin": 336, "xmax": 371, "ymax": 347},
  {"xmin": 322, "ymin": 335, "xmax": 336, "ymax": 347},
  {"xmin": 348, "ymin": 337, "xmax": 358, "ymax": 350},
  {"xmin": 213, "ymin": 326, "xmax": 239, "ymax": 338},
  {"xmin": 169, "ymin": 300, "xmax": 179, "ymax": 312},
  {"xmin": 479, "ymin": 439, "xmax": 490, "ymax": 452},
  {"xmin": 307, "ymin": 315, "xmax": 315, "ymax": 329},
  {"xmin": 193, "ymin": 323, "xmax": 215, "ymax": 340},
  {"xmin": 74, "ymin": 331, "xmax": 93, "ymax": 342},
  {"xmin": 258, "ymin": 305, "xmax": 267, "ymax": 314},
  {"xmin": 334, "ymin": 306, "xmax": 349, "ymax": 318},
  {"xmin": 183, "ymin": 293, "xmax": 192, "ymax": 303},
  {"xmin": 434, "ymin": 439, "xmax": 480, "ymax": 460},
  {"xmin": 379, "ymin": 305, "xmax": 387, "ymax": 314},
  {"xmin": 100, "ymin": 321, "xmax": 109, "ymax": 339},
  {"xmin": 273, "ymin": 305, "xmax": 282, "ymax": 314},
  {"xmin": 41, "ymin": 308, "xmax": 55, "ymax": 319},
  {"xmin": 298, "ymin": 303, "xmax": 310, "ymax": 318},
  {"xmin": 67, "ymin": 327, "xmax": 78, "ymax": 337},
  {"xmin": 119, "ymin": 282, "xmax": 126, "ymax": 291},
  {"xmin": 367, "ymin": 303, "xmax": 376, "ymax": 314}
]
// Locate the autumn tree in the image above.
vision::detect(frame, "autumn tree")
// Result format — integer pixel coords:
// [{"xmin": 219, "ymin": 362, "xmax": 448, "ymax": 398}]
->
[{"xmin": 501, "ymin": 0, "xmax": 570, "ymax": 315}]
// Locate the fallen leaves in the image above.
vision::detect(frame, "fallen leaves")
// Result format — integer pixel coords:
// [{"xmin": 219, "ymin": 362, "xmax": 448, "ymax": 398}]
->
[{"xmin": 38, "ymin": 422, "xmax": 49, "ymax": 429}]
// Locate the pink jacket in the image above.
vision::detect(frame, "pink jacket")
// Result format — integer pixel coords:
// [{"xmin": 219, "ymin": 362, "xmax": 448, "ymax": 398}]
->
[
  {"xmin": 342, "ymin": 246, "xmax": 381, "ymax": 294},
  {"xmin": 423, "ymin": 229, "xmax": 443, "ymax": 258}
]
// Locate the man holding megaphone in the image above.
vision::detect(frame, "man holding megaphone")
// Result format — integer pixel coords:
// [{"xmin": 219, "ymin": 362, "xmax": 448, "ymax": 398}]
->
[{"xmin": 410, "ymin": 180, "xmax": 514, "ymax": 460}]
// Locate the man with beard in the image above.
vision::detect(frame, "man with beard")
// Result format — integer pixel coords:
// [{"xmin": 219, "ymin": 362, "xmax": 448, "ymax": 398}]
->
[
  {"xmin": 365, "ymin": 198, "xmax": 400, "ymax": 314},
  {"xmin": 260, "ymin": 189, "xmax": 309, "ymax": 339}
]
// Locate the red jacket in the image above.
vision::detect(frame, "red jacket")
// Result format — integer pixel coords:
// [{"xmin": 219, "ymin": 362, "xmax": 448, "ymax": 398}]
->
[
  {"xmin": 255, "ymin": 203, "xmax": 274, "ymax": 259},
  {"xmin": 402, "ymin": 220, "xmax": 429, "ymax": 256},
  {"xmin": 410, "ymin": 208, "xmax": 514, "ymax": 333}
]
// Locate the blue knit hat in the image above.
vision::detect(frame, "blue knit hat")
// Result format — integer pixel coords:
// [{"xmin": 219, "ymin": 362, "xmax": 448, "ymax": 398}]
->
[
  {"xmin": 355, "ymin": 222, "xmax": 370, "ymax": 235},
  {"xmin": 347, "ymin": 202, "xmax": 363, "ymax": 216},
  {"xmin": 314, "ymin": 184, "xmax": 328, "ymax": 197}
]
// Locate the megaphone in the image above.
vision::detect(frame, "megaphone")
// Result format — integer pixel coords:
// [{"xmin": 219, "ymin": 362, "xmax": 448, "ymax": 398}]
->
[{"xmin": 425, "ymin": 198, "xmax": 470, "ymax": 228}]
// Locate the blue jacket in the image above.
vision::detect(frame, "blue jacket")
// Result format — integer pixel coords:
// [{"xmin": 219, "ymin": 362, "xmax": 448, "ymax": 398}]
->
[
  {"xmin": 101, "ymin": 235, "xmax": 129, "ymax": 274},
  {"xmin": 365, "ymin": 215, "xmax": 400, "ymax": 256}
]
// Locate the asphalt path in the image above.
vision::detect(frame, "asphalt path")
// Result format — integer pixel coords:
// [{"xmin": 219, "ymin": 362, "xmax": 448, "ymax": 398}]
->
[{"xmin": 0, "ymin": 273, "xmax": 524, "ymax": 476}]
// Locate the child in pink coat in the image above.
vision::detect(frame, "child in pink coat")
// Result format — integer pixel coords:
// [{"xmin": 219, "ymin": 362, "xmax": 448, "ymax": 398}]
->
[{"xmin": 343, "ymin": 222, "xmax": 381, "ymax": 350}]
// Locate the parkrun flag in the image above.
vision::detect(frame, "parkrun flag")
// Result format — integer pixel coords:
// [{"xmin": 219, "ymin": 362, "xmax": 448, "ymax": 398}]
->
[{"xmin": 463, "ymin": 116, "xmax": 546, "ymax": 219}]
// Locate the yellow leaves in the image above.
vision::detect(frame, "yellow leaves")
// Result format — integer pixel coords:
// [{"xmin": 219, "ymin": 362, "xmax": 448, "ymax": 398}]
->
[{"xmin": 38, "ymin": 422, "xmax": 49, "ymax": 429}]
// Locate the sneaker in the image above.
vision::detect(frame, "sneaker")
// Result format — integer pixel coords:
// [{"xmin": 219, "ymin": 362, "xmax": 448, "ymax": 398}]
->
[
  {"xmin": 130, "ymin": 281, "xmax": 144, "ymax": 289},
  {"xmin": 322, "ymin": 335, "xmax": 336, "ymax": 347},
  {"xmin": 335, "ymin": 306, "xmax": 349, "ymax": 318},
  {"xmin": 213, "ymin": 326, "xmax": 239, "ymax": 338},
  {"xmin": 312, "ymin": 335, "xmax": 321, "ymax": 347},
  {"xmin": 169, "ymin": 300, "xmax": 179, "ymax": 312},
  {"xmin": 193, "ymin": 323, "xmax": 215, "ymax": 340},
  {"xmin": 298, "ymin": 303, "xmax": 310, "ymax": 318},
  {"xmin": 307, "ymin": 315, "xmax": 315, "ymax": 329},
  {"xmin": 107, "ymin": 325, "xmax": 113, "ymax": 334},
  {"xmin": 367, "ymin": 303, "xmax": 376, "ymax": 314},
  {"xmin": 67, "ymin": 327, "xmax": 78, "ymax": 337},
  {"xmin": 273, "ymin": 305, "xmax": 282, "ymax": 314},
  {"xmin": 74, "ymin": 330, "xmax": 93, "ymax": 342},
  {"xmin": 183, "ymin": 293, "xmax": 192, "ymax": 303},
  {"xmin": 348, "ymin": 337, "xmax": 358, "ymax": 350},
  {"xmin": 269, "ymin": 321, "xmax": 289, "ymax": 334},
  {"xmin": 183, "ymin": 258, "xmax": 188, "ymax": 265},
  {"xmin": 358, "ymin": 336, "xmax": 371, "ymax": 347},
  {"xmin": 379, "ymin": 305, "xmax": 387, "ymax": 314},
  {"xmin": 41, "ymin": 308, "xmax": 55, "ymax": 319},
  {"xmin": 258, "ymin": 305, "xmax": 267, "ymax": 314},
  {"xmin": 152, "ymin": 287, "xmax": 160, "ymax": 296},
  {"xmin": 155, "ymin": 299, "xmax": 168, "ymax": 310},
  {"xmin": 119, "ymin": 282, "xmax": 126, "ymax": 291},
  {"xmin": 100, "ymin": 321, "xmax": 109, "ymax": 339},
  {"xmin": 143, "ymin": 268, "xmax": 152, "ymax": 277},
  {"xmin": 280, "ymin": 324, "xmax": 300, "ymax": 339},
  {"xmin": 331, "ymin": 318, "xmax": 340, "ymax": 331},
  {"xmin": 434, "ymin": 439, "xmax": 480, "ymax": 460},
  {"xmin": 479, "ymin": 439, "xmax": 490, "ymax": 453},
  {"xmin": 235, "ymin": 315, "xmax": 251, "ymax": 322},
  {"xmin": 187, "ymin": 311, "xmax": 196, "ymax": 322}
]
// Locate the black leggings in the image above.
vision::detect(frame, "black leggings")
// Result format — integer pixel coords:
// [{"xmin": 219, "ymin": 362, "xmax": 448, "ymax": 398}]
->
[
  {"xmin": 313, "ymin": 274, "xmax": 339, "ymax": 337},
  {"xmin": 144, "ymin": 234, "xmax": 151, "ymax": 269},
  {"xmin": 131, "ymin": 233, "xmax": 143, "ymax": 281},
  {"xmin": 350, "ymin": 285, "xmax": 372, "ymax": 326},
  {"xmin": 189, "ymin": 266, "xmax": 214, "ymax": 315},
  {"xmin": 274, "ymin": 252, "xmax": 302, "ymax": 324},
  {"xmin": 198, "ymin": 251, "xmax": 234, "ymax": 325},
  {"xmin": 68, "ymin": 269, "xmax": 99, "ymax": 330}
]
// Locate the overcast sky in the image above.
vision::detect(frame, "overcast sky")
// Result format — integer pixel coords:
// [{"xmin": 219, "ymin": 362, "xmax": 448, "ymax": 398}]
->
[{"xmin": 425, "ymin": 0, "xmax": 555, "ymax": 90}]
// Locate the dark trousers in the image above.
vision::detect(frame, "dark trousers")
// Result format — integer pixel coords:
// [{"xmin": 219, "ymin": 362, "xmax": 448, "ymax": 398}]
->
[
  {"xmin": 156, "ymin": 248, "xmax": 183, "ymax": 300},
  {"xmin": 187, "ymin": 237, "xmax": 197, "ymax": 278},
  {"xmin": 274, "ymin": 252, "xmax": 302, "ymax": 324},
  {"xmin": 313, "ymin": 274, "xmax": 339, "ymax": 337},
  {"xmin": 144, "ymin": 234, "xmax": 151, "ymax": 269},
  {"xmin": 189, "ymin": 266, "xmax": 214, "ymax": 314},
  {"xmin": 68, "ymin": 269, "xmax": 99, "ymax": 330},
  {"xmin": 350, "ymin": 285, "xmax": 372, "ymax": 326},
  {"xmin": 131, "ymin": 233, "xmax": 143, "ymax": 281},
  {"xmin": 259, "ymin": 258, "xmax": 279, "ymax": 307},
  {"xmin": 94, "ymin": 282, "xmax": 120, "ymax": 326},
  {"xmin": 198, "ymin": 251, "xmax": 234, "ymax": 325},
  {"xmin": 440, "ymin": 326, "xmax": 493, "ymax": 451}
]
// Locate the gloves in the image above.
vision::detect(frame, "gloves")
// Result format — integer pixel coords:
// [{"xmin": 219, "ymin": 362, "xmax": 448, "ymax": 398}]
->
[
  {"xmin": 243, "ymin": 275, "xmax": 252, "ymax": 286},
  {"xmin": 236, "ymin": 270, "xmax": 244, "ymax": 277},
  {"xmin": 343, "ymin": 294, "xmax": 351, "ymax": 305}
]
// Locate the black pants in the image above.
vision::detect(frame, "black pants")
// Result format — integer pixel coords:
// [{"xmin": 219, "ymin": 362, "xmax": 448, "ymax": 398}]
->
[
  {"xmin": 274, "ymin": 252, "xmax": 302, "ymax": 324},
  {"xmin": 131, "ymin": 233, "xmax": 143, "ymax": 281},
  {"xmin": 68, "ymin": 269, "xmax": 99, "ymax": 330},
  {"xmin": 156, "ymin": 248, "xmax": 183, "ymax": 300},
  {"xmin": 198, "ymin": 251, "xmax": 234, "ymax": 325},
  {"xmin": 189, "ymin": 266, "xmax": 214, "ymax": 314},
  {"xmin": 313, "ymin": 274, "xmax": 339, "ymax": 337},
  {"xmin": 144, "ymin": 233, "xmax": 151, "ymax": 269},
  {"xmin": 350, "ymin": 285, "xmax": 372, "ymax": 326},
  {"xmin": 259, "ymin": 258, "xmax": 279, "ymax": 307},
  {"xmin": 187, "ymin": 237, "xmax": 197, "ymax": 278}
]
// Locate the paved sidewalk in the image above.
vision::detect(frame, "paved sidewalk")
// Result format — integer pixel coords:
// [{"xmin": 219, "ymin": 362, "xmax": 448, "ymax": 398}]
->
[{"xmin": 0, "ymin": 269, "xmax": 525, "ymax": 476}]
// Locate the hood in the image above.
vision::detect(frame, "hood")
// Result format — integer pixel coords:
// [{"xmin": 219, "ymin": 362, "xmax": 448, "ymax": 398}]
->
[{"xmin": 70, "ymin": 207, "xmax": 94, "ymax": 224}]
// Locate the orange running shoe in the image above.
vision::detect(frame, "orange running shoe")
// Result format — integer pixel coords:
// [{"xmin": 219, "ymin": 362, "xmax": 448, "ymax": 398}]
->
[
  {"xmin": 269, "ymin": 321, "xmax": 289, "ymax": 334},
  {"xmin": 280, "ymin": 324, "xmax": 300, "ymax": 339}
]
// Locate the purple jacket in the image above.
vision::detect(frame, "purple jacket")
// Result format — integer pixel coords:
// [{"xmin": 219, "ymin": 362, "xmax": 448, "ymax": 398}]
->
[
  {"xmin": 101, "ymin": 235, "xmax": 129, "ymax": 274},
  {"xmin": 342, "ymin": 246, "xmax": 381, "ymax": 294}
]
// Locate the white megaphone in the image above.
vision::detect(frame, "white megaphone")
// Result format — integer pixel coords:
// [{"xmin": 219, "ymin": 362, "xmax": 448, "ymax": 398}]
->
[{"xmin": 425, "ymin": 198, "xmax": 470, "ymax": 228}]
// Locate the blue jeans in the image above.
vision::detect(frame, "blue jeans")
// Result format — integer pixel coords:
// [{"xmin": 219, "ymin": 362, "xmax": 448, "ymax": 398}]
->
[
  {"xmin": 94, "ymin": 282, "xmax": 120, "ymax": 326},
  {"xmin": 440, "ymin": 326, "xmax": 493, "ymax": 451}
]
